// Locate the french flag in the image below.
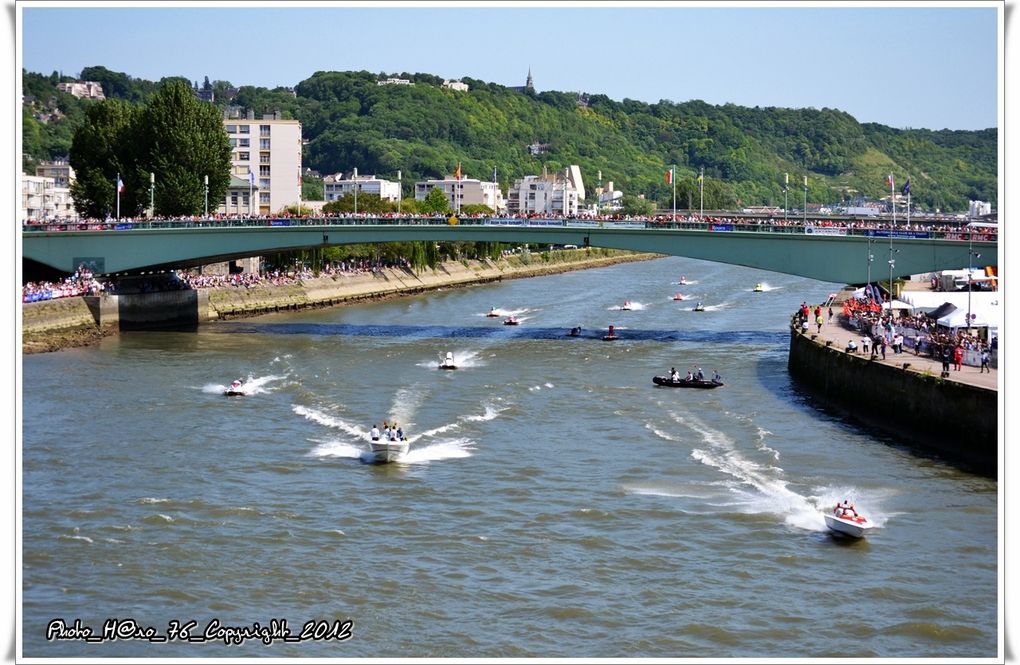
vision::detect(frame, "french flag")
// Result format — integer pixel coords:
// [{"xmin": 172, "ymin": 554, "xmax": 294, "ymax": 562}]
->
[
  {"xmin": 117, "ymin": 175, "xmax": 124, "ymax": 193},
  {"xmin": 887, "ymin": 174, "xmax": 894, "ymax": 189}
]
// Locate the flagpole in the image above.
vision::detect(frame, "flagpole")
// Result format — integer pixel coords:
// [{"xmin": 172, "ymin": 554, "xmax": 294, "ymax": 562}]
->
[
  {"xmin": 699, "ymin": 168, "xmax": 704, "ymax": 220},
  {"xmin": 116, "ymin": 172, "xmax": 120, "ymax": 220},
  {"xmin": 803, "ymin": 175, "xmax": 807, "ymax": 226},
  {"xmin": 671, "ymin": 166, "xmax": 676, "ymax": 223},
  {"xmin": 784, "ymin": 173, "xmax": 788, "ymax": 224}
]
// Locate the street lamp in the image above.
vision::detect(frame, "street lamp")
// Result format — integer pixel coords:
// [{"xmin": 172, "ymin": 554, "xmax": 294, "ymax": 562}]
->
[
  {"xmin": 150, "ymin": 172, "xmax": 155, "ymax": 218},
  {"xmin": 968, "ymin": 250, "xmax": 981, "ymax": 334},
  {"xmin": 397, "ymin": 170, "xmax": 402, "ymax": 214},
  {"xmin": 866, "ymin": 236, "xmax": 875, "ymax": 292},
  {"xmin": 353, "ymin": 167, "xmax": 358, "ymax": 215},
  {"xmin": 204, "ymin": 174, "xmax": 209, "ymax": 218},
  {"xmin": 887, "ymin": 247, "xmax": 900, "ymax": 312}
]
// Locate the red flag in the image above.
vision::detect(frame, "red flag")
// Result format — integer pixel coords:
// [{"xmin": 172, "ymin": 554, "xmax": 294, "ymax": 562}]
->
[
  {"xmin": 666, "ymin": 169, "xmax": 672, "ymax": 185},
  {"xmin": 455, "ymin": 163, "xmax": 461, "ymax": 180}
]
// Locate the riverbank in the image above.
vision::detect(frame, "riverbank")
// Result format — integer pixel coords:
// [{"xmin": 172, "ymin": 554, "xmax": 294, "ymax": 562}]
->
[
  {"xmin": 787, "ymin": 307, "xmax": 998, "ymax": 477},
  {"xmin": 21, "ymin": 249, "xmax": 659, "ymax": 354}
]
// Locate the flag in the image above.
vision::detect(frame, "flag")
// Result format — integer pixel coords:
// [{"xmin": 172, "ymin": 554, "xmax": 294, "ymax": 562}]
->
[
  {"xmin": 666, "ymin": 168, "xmax": 673, "ymax": 185},
  {"xmin": 902, "ymin": 178, "xmax": 911, "ymax": 196},
  {"xmin": 696, "ymin": 170, "xmax": 704, "ymax": 185},
  {"xmin": 784, "ymin": 173, "xmax": 789, "ymax": 187},
  {"xmin": 803, "ymin": 175, "xmax": 808, "ymax": 187},
  {"xmin": 248, "ymin": 169, "xmax": 255, "ymax": 185},
  {"xmin": 116, "ymin": 175, "xmax": 124, "ymax": 193},
  {"xmin": 887, "ymin": 174, "xmax": 894, "ymax": 189},
  {"xmin": 455, "ymin": 163, "xmax": 461, "ymax": 180},
  {"xmin": 493, "ymin": 166, "xmax": 498, "ymax": 183}
]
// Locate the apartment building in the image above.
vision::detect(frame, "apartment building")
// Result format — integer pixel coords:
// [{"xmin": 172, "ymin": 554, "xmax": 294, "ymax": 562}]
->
[
  {"xmin": 506, "ymin": 166, "xmax": 583, "ymax": 216},
  {"xmin": 22, "ymin": 175, "xmax": 76, "ymax": 222},
  {"xmin": 36, "ymin": 160, "xmax": 75, "ymax": 188},
  {"xmin": 324, "ymin": 173, "xmax": 401, "ymax": 202},
  {"xmin": 57, "ymin": 81, "xmax": 105, "ymax": 100},
  {"xmin": 414, "ymin": 176, "xmax": 505, "ymax": 212},
  {"xmin": 223, "ymin": 111, "xmax": 302, "ymax": 215}
]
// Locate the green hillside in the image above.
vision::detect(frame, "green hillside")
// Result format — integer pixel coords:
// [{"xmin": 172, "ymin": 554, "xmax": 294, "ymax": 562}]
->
[{"xmin": 22, "ymin": 67, "xmax": 997, "ymax": 213}]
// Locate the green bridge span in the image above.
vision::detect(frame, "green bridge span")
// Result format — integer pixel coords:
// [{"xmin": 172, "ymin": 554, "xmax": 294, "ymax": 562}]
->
[{"xmin": 22, "ymin": 217, "xmax": 996, "ymax": 285}]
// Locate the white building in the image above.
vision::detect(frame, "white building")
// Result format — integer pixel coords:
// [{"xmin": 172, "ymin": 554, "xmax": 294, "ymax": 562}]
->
[
  {"xmin": 36, "ymin": 160, "xmax": 75, "ymax": 188},
  {"xmin": 414, "ymin": 175, "xmax": 505, "ymax": 212},
  {"xmin": 442, "ymin": 79, "xmax": 469, "ymax": 92},
  {"xmin": 21, "ymin": 175, "xmax": 76, "ymax": 222},
  {"xmin": 324, "ymin": 172, "xmax": 401, "ymax": 202},
  {"xmin": 377, "ymin": 78, "xmax": 413, "ymax": 86},
  {"xmin": 224, "ymin": 112, "xmax": 302, "ymax": 215},
  {"xmin": 969, "ymin": 200, "xmax": 992, "ymax": 217},
  {"xmin": 57, "ymin": 81, "xmax": 105, "ymax": 100},
  {"xmin": 506, "ymin": 166, "xmax": 582, "ymax": 216}
]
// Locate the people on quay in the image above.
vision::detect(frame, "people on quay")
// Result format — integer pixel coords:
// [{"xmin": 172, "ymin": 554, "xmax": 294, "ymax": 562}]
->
[
  {"xmin": 860, "ymin": 336, "xmax": 870, "ymax": 355},
  {"xmin": 954, "ymin": 344, "xmax": 964, "ymax": 371},
  {"xmin": 980, "ymin": 349, "xmax": 991, "ymax": 373},
  {"xmin": 846, "ymin": 339, "xmax": 858, "ymax": 354}
]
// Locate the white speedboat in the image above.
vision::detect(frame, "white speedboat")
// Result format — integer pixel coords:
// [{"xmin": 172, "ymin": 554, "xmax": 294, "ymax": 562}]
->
[
  {"xmin": 439, "ymin": 352, "xmax": 457, "ymax": 370},
  {"xmin": 224, "ymin": 380, "xmax": 246, "ymax": 396},
  {"xmin": 621, "ymin": 301, "xmax": 633, "ymax": 311},
  {"xmin": 824, "ymin": 506, "xmax": 873, "ymax": 538},
  {"xmin": 368, "ymin": 439, "xmax": 409, "ymax": 463}
]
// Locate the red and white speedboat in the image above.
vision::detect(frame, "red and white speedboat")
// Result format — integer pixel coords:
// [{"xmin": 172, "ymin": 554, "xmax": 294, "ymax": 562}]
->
[
  {"xmin": 621, "ymin": 300, "xmax": 633, "ymax": 311},
  {"xmin": 504, "ymin": 316, "xmax": 520, "ymax": 326},
  {"xmin": 679, "ymin": 275, "xmax": 688, "ymax": 285},
  {"xmin": 486, "ymin": 308, "xmax": 500, "ymax": 317},
  {"xmin": 824, "ymin": 504, "xmax": 873, "ymax": 538},
  {"xmin": 673, "ymin": 293, "xmax": 685, "ymax": 301}
]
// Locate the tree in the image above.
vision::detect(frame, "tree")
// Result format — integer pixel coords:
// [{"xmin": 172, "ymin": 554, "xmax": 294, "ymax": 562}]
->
[
  {"xmin": 68, "ymin": 99, "xmax": 140, "ymax": 219},
  {"xmin": 301, "ymin": 173, "xmax": 324, "ymax": 200},
  {"xmin": 418, "ymin": 186, "xmax": 450, "ymax": 214},
  {"xmin": 136, "ymin": 80, "xmax": 232, "ymax": 216}
]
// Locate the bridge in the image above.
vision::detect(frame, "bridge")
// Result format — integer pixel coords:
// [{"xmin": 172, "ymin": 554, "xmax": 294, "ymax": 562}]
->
[{"xmin": 22, "ymin": 216, "xmax": 997, "ymax": 285}]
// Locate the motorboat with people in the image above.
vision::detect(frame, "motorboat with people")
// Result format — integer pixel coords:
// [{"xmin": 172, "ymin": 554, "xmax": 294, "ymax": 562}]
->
[
  {"xmin": 224, "ymin": 379, "xmax": 246, "ymax": 396},
  {"xmin": 486, "ymin": 306, "xmax": 500, "ymax": 318},
  {"xmin": 568, "ymin": 326, "xmax": 582, "ymax": 337},
  {"xmin": 823, "ymin": 501, "xmax": 873, "ymax": 538},
  {"xmin": 367, "ymin": 423, "xmax": 409, "ymax": 463},
  {"xmin": 503, "ymin": 316, "xmax": 520, "ymax": 326},
  {"xmin": 693, "ymin": 302, "xmax": 705, "ymax": 312},
  {"xmin": 673, "ymin": 293, "xmax": 685, "ymax": 301},
  {"xmin": 679, "ymin": 275, "xmax": 688, "ymax": 285},
  {"xmin": 753, "ymin": 283, "xmax": 763, "ymax": 293},
  {"xmin": 621, "ymin": 300, "xmax": 633, "ymax": 311},
  {"xmin": 368, "ymin": 439, "xmax": 409, "ymax": 463},
  {"xmin": 653, "ymin": 376, "xmax": 723, "ymax": 389},
  {"xmin": 602, "ymin": 325, "xmax": 619, "ymax": 341},
  {"xmin": 439, "ymin": 352, "xmax": 457, "ymax": 370}
]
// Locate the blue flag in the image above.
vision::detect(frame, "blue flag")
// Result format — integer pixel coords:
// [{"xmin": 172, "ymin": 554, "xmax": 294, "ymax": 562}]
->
[{"xmin": 901, "ymin": 179, "xmax": 911, "ymax": 196}]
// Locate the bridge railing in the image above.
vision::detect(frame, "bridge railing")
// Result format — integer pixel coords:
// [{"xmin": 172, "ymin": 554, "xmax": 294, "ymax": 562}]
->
[{"xmin": 20, "ymin": 216, "xmax": 996, "ymax": 243}]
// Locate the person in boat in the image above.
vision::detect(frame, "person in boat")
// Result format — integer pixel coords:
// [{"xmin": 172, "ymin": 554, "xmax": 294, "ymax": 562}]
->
[
  {"xmin": 685, "ymin": 369, "xmax": 694, "ymax": 381},
  {"xmin": 755, "ymin": 283, "xmax": 762, "ymax": 291},
  {"xmin": 230, "ymin": 379, "xmax": 243, "ymax": 391},
  {"xmin": 696, "ymin": 367, "xmax": 705, "ymax": 381},
  {"xmin": 370, "ymin": 424, "xmax": 380, "ymax": 441},
  {"xmin": 670, "ymin": 367, "xmax": 680, "ymax": 382},
  {"xmin": 396, "ymin": 425, "xmax": 404, "ymax": 441},
  {"xmin": 695, "ymin": 302, "xmax": 703, "ymax": 309},
  {"xmin": 388, "ymin": 424, "xmax": 398, "ymax": 441},
  {"xmin": 713, "ymin": 370, "xmax": 722, "ymax": 383}
]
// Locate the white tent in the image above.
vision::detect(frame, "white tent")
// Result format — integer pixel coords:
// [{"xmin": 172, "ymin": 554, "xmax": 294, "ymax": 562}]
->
[
  {"xmin": 937, "ymin": 307, "xmax": 989, "ymax": 330},
  {"xmin": 901, "ymin": 291, "xmax": 1001, "ymax": 327},
  {"xmin": 881, "ymin": 299, "xmax": 915, "ymax": 312}
]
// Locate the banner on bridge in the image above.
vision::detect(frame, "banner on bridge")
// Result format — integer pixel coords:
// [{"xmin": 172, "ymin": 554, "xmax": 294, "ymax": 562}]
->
[
  {"xmin": 864, "ymin": 229, "xmax": 932, "ymax": 239},
  {"xmin": 804, "ymin": 225, "xmax": 847, "ymax": 236}
]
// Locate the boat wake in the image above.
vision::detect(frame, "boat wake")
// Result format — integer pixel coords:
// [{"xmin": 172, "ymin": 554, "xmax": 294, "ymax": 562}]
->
[
  {"xmin": 638, "ymin": 409, "xmax": 889, "ymax": 532},
  {"xmin": 754, "ymin": 282, "xmax": 780, "ymax": 292},
  {"xmin": 202, "ymin": 373, "xmax": 287, "ymax": 395},
  {"xmin": 418, "ymin": 348, "xmax": 487, "ymax": 370}
]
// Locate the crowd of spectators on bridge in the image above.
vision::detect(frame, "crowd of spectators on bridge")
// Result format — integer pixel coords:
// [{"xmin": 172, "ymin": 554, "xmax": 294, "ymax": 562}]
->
[{"xmin": 22, "ymin": 210, "xmax": 997, "ymax": 241}]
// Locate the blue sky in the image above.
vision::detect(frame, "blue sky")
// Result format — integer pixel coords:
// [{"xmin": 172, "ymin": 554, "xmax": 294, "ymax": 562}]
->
[{"xmin": 19, "ymin": 3, "xmax": 1000, "ymax": 131}]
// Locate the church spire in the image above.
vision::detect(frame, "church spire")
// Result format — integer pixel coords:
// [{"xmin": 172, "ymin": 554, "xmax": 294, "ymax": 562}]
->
[{"xmin": 526, "ymin": 67, "xmax": 533, "ymax": 91}]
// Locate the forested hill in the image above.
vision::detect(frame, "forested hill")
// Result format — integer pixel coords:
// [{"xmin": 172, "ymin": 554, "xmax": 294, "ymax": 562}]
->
[{"xmin": 23, "ymin": 67, "xmax": 996, "ymax": 212}]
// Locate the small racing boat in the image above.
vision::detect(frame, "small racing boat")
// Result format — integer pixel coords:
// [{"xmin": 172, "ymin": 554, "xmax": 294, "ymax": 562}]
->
[
  {"xmin": 693, "ymin": 303, "xmax": 705, "ymax": 312},
  {"xmin": 621, "ymin": 300, "xmax": 633, "ymax": 311},
  {"xmin": 753, "ymin": 283, "xmax": 763, "ymax": 293},
  {"xmin": 486, "ymin": 307, "xmax": 500, "ymax": 317},
  {"xmin": 504, "ymin": 316, "xmax": 519, "ymax": 326},
  {"xmin": 368, "ymin": 439, "xmax": 409, "ymax": 463},
  {"xmin": 673, "ymin": 293, "xmax": 685, "ymax": 301},
  {"xmin": 224, "ymin": 379, "xmax": 246, "ymax": 396},
  {"xmin": 602, "ymin": 325, "xmax": 618, "ymax": 341},
  {"xmin": 679, "ymin": 275, "xmax": 688, "ymax": 285},
  {"xmin": 568, "ymin": 326, "xmax": 582, "ymax": 337},
  {"xmin": 824, "ymin": 503, "xmax": 873, "ymax": 538},
  {"xmin": 652, "ymin": 376, "xmax": 723, "ymax": 389},
  {"xmin": 439, "ymin": 352, "xmax": 457, "ymax": 370}
]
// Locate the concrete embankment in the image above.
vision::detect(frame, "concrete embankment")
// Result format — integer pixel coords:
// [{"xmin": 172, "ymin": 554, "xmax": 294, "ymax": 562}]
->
[
  {"xmin": 787, "ymin": 319, "xmax": 997, "ymax": 477},
  {"xmin": 22, "ymin": 249, "xmax": 658, "ymax": 354}
]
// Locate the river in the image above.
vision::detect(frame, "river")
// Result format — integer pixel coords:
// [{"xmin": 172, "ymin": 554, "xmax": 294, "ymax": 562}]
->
[{"xmin": 21, "ymin": 256, "xmax": 998, "ymax": 659}]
